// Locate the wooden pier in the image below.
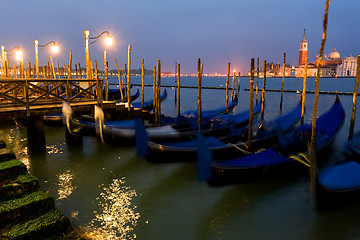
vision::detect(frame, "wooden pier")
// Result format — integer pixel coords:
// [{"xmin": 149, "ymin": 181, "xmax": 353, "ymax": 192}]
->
[{"xmin": 0, "ymin": 77, "xmax": 153, "ymax": 152}]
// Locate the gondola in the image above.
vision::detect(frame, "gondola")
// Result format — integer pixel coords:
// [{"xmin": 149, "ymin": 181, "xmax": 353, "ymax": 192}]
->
[
  {"xmin": 209, "ymin": 96, "xmax": 345, "ymax": 184},
  {"xmin": 116, "ymin": 87, "xmax": 140, "ymax": 103},
  {"xmin": 44, "ymin": 88, "xmax": 140, "ymax": 125},
  {"xmin": 141, "ymin": 100, "xmax": 301, "ymax": 162},
  {"xmin": 131, "ymin": 88, "xmax": 168, "ymax": 110},
  {"xmin": 315, "ymin": 130, "xmax": 360, "ymax": 210},
  {"xmin": 64, "ymin": 93, "xmax": 239, "ymax": 142},
  {"xmin": 107, "ymin": 84, "xmax": 133, "ymax": 101}
]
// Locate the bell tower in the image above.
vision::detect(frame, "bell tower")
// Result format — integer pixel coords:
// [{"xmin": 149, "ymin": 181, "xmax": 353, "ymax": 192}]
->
[{"xmin": 298, "ymin": 29, "xmax": 308, "ymax": 66}]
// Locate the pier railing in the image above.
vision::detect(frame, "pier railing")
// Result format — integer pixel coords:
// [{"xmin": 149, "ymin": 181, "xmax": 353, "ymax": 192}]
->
[{"xmin": 0, "ymin": 77, "xmax": 103, "ymax": 116}]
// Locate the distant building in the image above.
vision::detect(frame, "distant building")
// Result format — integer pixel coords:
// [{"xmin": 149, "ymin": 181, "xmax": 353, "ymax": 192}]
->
[
  {"xmin": 336, "ymin": 55, "xmax": 358, "ymax": 77},
  {"xmin": 298, "ymin": 29, "xmax": 308, "ymax": 66}
]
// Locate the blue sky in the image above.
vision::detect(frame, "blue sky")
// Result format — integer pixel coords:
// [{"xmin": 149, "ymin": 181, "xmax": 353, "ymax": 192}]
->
[{"xmin": 0, "ymin": 0, "xmax": 359, "ymax": 74}]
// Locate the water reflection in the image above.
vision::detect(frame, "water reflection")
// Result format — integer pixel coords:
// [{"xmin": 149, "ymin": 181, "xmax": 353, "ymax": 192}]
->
[
  {"xmin": 85, "ymin": 177, "xmax": 140, "ymax": 240},
  {"xmin": 57, "ymin": 169, "xmax": 76, "ymax": 200},
  {"xmin": 47, "ymin": 143, "xmax": 64, "ymax": 155}
]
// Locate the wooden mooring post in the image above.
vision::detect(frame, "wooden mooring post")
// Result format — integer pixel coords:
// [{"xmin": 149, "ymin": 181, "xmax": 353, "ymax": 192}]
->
[
  {"xmin": 197, "ymin": 58, "xmax": 203, "ymax": 133},
  {"xmin": 261, "ymin": 60, "xmax": 267, "ymax": 120},
  {"xmin": 153, "ymin": 65, "xmax": 156, "ymax": 112},
  {"xmin": 301, "ymin": 57, "xmax": 308, "ymax": 124},
  {"xmin": 27, "ymin": 116, "xmax": 46, "ymax": 152},
  {"xmin": 310, "ymin": 0, "xmax": 331, "ymax": 206},
  {"xmin": 280, "ymin": 52, "xmax": 286, "ymax": 111},
  {"xmin": 175, "ymin": 62, "xmax": 177, "ymax": 102},
  {"xmin": 349, "ymin": 55, "xmax": 360, "ymax": 139},
  {"xmin": 248, "ymin": 58, "xmax": 255, "ymax": 150},
  {"xmin": 155, "ymin": 59, "xmax": 161, "ymax": 126},
  {"xmin": 114, "ymin": 57, "xmax": 124, "ymax": 102},
  {"xmin": 127, "ymin": 45, "xmax": 132, "ymax": 111},
  {"xmin": 256, "ymin": 57, "xmax": 259, "ymax": 103},
  {"xmin": 177, "ymin": 63, "xmax": 181, "ymax": 116},
  {"xmin": 225, "ymin": 63, "xmax": 230, "ymax": 114},
  {"xmin": 141, "ymin": 58, "xmax": 145, "ymax": 108}
]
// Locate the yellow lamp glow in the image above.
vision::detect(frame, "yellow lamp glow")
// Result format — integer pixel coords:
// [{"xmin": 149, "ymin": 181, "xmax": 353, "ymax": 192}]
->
[
  {"xmin": 15, "ymin": 50, "xmax": 23, "ymax": 61},
  {"xmin": 51, "ymin": 45, "xmax": 59, "ymax": 53},
  {"xmin": 105, "ymin": 36, "xmax": 113, "ymax": 46}
]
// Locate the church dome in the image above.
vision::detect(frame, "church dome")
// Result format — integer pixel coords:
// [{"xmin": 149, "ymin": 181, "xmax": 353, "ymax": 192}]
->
[{"xmin": 328, "ymin": 48, "xmax": 340, "ymax": 59}]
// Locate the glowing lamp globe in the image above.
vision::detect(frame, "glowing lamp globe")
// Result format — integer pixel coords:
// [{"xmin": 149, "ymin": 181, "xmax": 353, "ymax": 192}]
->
[
  {"xmin": 15, "ymin": 50, "xmax": 23, "ymax": 61},
  {"xmin": 105, "ymin": 36, "xmax": 113, "ymax": 46},
  {"xmin": 51, "ymin": 45, "xmax": 59, "ymax": 53}
]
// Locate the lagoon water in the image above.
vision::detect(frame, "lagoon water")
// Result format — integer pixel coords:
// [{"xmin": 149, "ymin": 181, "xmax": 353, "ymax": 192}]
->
[{"xmin": 2, "ymin": 76, "xmax": 360, "ymax": 239}]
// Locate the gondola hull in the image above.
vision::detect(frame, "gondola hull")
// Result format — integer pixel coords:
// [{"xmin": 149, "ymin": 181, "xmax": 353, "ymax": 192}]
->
[{"xmin": 209, "ymin": 96, "xmax": 345, "ymax": 184}]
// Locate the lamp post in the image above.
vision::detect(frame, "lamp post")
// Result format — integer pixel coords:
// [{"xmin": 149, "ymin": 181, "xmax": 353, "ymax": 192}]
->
[
  {"xmin": 1, "ymin": 46, "xmax": 23, "ymax": 77},
  {"xmin": 34, "ymin": 40, "xmax": 59, "ymax": 78},
  {"xmin": 84, "ymin": 29, "xmax": 113, "ymax": 80}
]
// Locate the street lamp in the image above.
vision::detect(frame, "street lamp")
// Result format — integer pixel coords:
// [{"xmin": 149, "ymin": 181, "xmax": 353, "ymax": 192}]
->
[
  {"xmin": 84, "ymin": 29, "xmax": 113, "ymax": 79},
  {"xmin": 34, "ymin": 40, "xmax": 59, "ymax": 78},
  {"xmin": 1, "ymin": 46, "xmax": 23, "ymax": 77}
]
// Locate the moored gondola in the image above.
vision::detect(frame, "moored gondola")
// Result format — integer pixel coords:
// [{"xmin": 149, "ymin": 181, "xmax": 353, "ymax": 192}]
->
[
  {"xmin": 209, "ymin": 96, "xmax": 345, "ymax": 185},
  {"xmin": 315, "ymin": 130, "xmax": 360, "ymax": 210}
]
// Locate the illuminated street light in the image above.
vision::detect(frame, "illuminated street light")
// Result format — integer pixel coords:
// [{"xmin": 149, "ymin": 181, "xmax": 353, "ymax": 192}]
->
[
  {"xmin": 34, "ymin": 40, "xmax": 59, "ymax": 78},
  {"xmin": 84, "ymin": 29, "xmax": 113, "ymax": 79}
]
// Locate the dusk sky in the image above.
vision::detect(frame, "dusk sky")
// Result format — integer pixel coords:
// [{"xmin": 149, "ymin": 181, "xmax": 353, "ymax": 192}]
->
[{"xmin": 1, "ymin": 0, "xmax": 359, "ymax": 74}]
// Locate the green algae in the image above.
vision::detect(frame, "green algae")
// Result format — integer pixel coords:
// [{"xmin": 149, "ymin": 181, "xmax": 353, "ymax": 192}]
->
[{"xmin": 0, "ymin": 209, "xmax": 69, "ymax": 239}]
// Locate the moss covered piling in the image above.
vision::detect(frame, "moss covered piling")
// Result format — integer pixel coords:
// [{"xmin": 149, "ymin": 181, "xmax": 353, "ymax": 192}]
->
[{"xmin": 0, "ymin": 142, "xmax": 85, "ymax": 239}]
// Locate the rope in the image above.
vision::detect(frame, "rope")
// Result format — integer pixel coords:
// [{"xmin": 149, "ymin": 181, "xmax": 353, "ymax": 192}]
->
[
  {"xmin": 289, "ymin": 154, "xmax": 310, "ymax": 167},
  {"xmin": 227, "ymin": 142, "xmax": 251, "ymax": 154}
]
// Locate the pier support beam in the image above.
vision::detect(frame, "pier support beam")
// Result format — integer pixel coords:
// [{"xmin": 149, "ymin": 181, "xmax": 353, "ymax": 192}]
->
[{"xmin": 27, "ymin": 116, "xmax": 46, "ymax": 152}]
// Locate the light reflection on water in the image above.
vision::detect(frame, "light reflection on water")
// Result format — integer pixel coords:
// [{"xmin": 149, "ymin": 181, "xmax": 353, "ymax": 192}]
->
[
  {"xmin": 57, "ymin": 169, "xmax": 76, "ymax": 200},
  {"xmin": 47, "ymin": 143, "xmax": 64, "ymax": 155},
  {"xmin": 83, "ymin": 177, "xmax": 140, "ymax": 240}
]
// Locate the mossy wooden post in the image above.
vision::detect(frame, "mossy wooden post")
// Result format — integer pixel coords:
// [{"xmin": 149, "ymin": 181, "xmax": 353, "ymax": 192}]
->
[
  {"xmin": 248, "ymin": 58, "xmax": 255, "ymax": 151},
  {"xmin": 238, "ymin": 72, "xmax": 241, "ymax": 92},
  {"xmin": 311, "ymin": 0, "xmax": 331, "ymax": 150},
  {"xmin": 156, "ymin": 59, "xmax": 161, "ymax": 126},
  {"xmin": 177, "ymin": 63, "xmax": 181, "ymax": 116},
  {"xmin": 301, "ymin": 57, "xmax": 308, "ymax": 124},
  {"xmin": 197, "ymin": 58, "xmax": 203, "ymax": 133},
  {"xmin": 153, "ymin": 65, "xmax": 156, "ymax": 111},
  {"xmin": 104, "ymin": 51, "xmax": 108, "ymax": 101},
  {"xmin": 114, "ymin": 57, "xmax": 124, "ymax": 102},
  {"xmin": 225, "ymin": 62, "xmax": 230, "ymax": 114},
  {"xmin": 261, "ymin": 60, "xmax": 267, "ymax": 120},
  {"xmin": 280, "ymin": 52, "xmax": 286, "ymax": 110},
  {"xmin": 175, "ymin": 62, "xmax": 177, "ymax": 101},
  {"xmin": 349, "ymin": 55, "xmax": 360, "ymax": 139},
  {"xmin": 127, "ymin": 45, "xmax": 132, "ymax": 110},
  {"xmin": 256, "ymin": 57, "xmax": 259, "ymax": 103},
  {"xmin": 141, "ymin": 58, "xmax": 145, "ymax": 108}
]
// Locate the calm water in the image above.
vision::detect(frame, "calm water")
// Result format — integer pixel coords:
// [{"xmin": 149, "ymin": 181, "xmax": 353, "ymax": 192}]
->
[{"xmin": 2, "ymin": 76, "xmax": 360, "ymax": 240}]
